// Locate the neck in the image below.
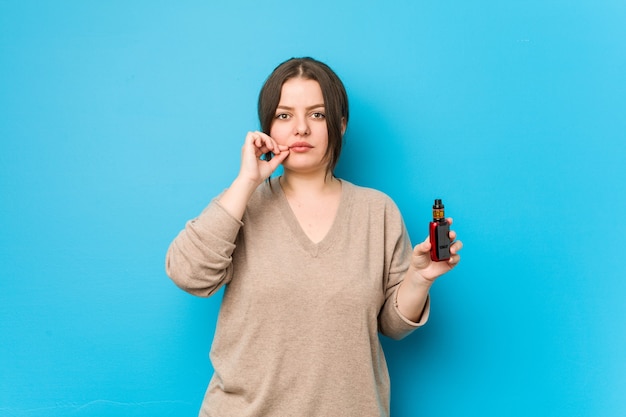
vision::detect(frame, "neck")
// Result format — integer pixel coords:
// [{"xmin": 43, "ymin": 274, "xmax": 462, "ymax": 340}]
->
[{"xmin": 280, "ymin": 170, "xmax": 338, "ymax": 197}]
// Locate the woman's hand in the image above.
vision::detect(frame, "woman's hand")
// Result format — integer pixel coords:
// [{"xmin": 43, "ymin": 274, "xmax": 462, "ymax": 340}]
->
[
  {"xmin": 395, "ymin": 218, "xmax": 462, "ymax": 322},
  {"xmin": 218, "ymin": 132, "xmax": 290, "ymax": 220},
  {"xmin": 238, "ymin": 131, "xmax": 290, "ymax": 186},
  {"xmin": 410, "ymin": 218, "xmax": 463, "ymax": 282}
]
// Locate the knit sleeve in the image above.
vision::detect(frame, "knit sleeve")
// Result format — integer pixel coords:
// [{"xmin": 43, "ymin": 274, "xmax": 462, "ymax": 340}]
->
[
  {"xmin": 165, "ymin": 199, "xmax": 243, "ymax": 297},
  {"xmin": 377, "ymin": 198, "xmax": 431, "ymax": 340}
]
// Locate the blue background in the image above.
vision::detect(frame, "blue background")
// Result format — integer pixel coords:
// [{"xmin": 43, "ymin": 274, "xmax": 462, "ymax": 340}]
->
[{"xmin": 1, "ymin": 1, "xmax": 625, "ymax": 416}]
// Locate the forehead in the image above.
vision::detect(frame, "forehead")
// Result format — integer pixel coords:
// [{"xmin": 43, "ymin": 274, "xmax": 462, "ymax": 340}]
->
[{"xmin": 278, "ymin": 78, "xmax": 324, "ymax": 105}]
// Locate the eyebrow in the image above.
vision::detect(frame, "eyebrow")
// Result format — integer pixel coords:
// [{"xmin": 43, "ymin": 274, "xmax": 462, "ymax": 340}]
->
[{"xmin": 276, "ymin": 104, "xmax": 325, "ymax": 111}]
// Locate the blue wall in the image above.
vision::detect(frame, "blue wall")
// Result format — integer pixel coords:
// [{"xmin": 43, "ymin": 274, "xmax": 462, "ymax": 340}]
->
[{"xmin": 1, "ymin": 1, "xmax": 625, "ymax": 416}]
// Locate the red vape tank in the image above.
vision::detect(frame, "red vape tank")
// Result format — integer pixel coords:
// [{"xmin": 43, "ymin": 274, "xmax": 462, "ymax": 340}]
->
[{"xmin": 429, "ymin": 199, "xmax": 451, "ymax": 262}]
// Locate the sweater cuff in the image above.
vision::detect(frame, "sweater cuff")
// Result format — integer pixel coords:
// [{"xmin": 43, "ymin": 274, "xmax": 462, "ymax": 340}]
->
[{"xmin": 394, "ymin": 290, "xmax": 430, "ymax": 327}]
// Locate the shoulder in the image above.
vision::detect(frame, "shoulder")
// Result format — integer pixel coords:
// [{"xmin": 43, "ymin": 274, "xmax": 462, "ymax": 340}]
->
[
  {"xmin": 340, "ymin": 179, "xmax": 411, "ymax": 245},
  {"xmin": 243, "ymin": 178, "xmax": 282, "ymax": 219},
  {"xmin": 249, "ymin": 179, "xmax": 277, "ymax": 204},
  {"xmin": 341, "ymin": 179, "xmax": 403, "ymax": 217},
  {"xmin": 342, "ymin": 179, "xmax": 399, "ymax": 206}
]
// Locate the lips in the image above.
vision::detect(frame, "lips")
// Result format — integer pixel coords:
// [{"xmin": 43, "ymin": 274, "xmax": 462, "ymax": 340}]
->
[{"xmin": 288, "ymin": 142, "xmax": 314, "ymax": 152}]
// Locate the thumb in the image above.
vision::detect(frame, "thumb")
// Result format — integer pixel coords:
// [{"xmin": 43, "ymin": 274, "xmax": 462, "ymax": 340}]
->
[
  {"xmin": 411, "ymin": 237, "xmax": 432, "ymax": 269},
  {"xmin": 414, "ymin": 236, "xmax": 431, "ymax": 255},
  {"xmin": 267, "ymin": 149, "xmax": 290, "ymax": 172}
]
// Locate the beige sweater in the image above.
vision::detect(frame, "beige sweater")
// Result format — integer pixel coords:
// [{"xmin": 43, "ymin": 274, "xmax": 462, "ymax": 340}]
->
[{"xmin": 166, "ymin": 178, "xmax": 430, "ymax": 417}]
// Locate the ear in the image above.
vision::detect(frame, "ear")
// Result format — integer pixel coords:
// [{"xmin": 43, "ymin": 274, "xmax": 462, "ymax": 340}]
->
[{"xmin": 341, "ymin": 118, "xmax": 347, "ymax": 136}]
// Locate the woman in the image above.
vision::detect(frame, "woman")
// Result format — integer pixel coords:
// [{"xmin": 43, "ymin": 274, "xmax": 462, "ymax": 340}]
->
[{"xmin": 166, "ymin": 57, "xmax": 462, "ymax": 416}]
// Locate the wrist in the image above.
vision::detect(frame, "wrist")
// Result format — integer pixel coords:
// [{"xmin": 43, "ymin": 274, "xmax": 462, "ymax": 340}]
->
[
  {"xmin": 218, "ymin": 176, "xmax": 261, "ymax": 220},
  {"xmin": 232, "ymin": 175, "xmax": 262, "ymax": 194},
  {"xmin": 397, "ymin": 268, "xmax": 432, "ymax": 323},
  {"xmin": 406, "ymin": 266, "xmax": 436, "ymax": 288}
]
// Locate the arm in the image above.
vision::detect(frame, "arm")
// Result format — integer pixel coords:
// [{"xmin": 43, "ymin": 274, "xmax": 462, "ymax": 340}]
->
[
  {"xmin": 165, "ymin": 131, "xmax": 289, "ymax": 296},
  {"xmin": 165, "ymin": 200, "xmax": 243, "ymax": 296},
  {"xmin": 396, "ymin": 219, "xmax": 463, "ymax": 322}
]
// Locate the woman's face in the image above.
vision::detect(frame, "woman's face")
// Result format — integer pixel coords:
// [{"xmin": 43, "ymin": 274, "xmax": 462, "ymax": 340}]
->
[{"xmin": 270, "ymin": 77, "xmax": 329, "ymax": 175}]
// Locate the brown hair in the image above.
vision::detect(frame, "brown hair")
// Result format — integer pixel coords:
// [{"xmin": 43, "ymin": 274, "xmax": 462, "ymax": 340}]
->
[{"xmin": 258, "ymin": 57, "xmax": 349, "ymax": 176}]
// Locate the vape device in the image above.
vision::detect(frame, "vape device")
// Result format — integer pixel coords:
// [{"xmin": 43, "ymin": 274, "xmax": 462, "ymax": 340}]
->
[{"xmin": 429, "ymin": 199, "xmax": 451, "ymax": 262}]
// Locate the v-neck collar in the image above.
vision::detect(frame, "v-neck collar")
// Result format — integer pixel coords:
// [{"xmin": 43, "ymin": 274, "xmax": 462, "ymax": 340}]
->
[{"xmin": 271, "ymin": 176, "xmax": 352, "ymax": 258}]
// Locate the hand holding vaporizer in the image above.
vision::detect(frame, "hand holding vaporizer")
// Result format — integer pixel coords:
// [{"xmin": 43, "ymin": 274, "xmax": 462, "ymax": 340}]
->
[{"xmin": 429, "ymin": 199, "xmax": 451, "ymax": 262}]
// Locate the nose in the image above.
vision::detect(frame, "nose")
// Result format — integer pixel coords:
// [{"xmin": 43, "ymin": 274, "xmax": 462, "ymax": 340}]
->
[{"xmin": 294, "ymin": 116, "xmax": 310, "ymax": 136}]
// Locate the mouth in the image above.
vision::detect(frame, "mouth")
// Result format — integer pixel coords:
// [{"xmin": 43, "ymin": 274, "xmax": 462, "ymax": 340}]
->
[{"xmin": 288, "ymin": 142, "xmax": 314, "ymax": 152}]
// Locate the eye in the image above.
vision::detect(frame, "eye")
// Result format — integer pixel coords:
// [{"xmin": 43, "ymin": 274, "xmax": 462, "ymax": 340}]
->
[
  {"xmin": 311, "ymin": 112, "xmax": 326, "ymax": 119},
  {"xmin": 275, "ymin": 113, "xmax": 290, "ymax": 120}
]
